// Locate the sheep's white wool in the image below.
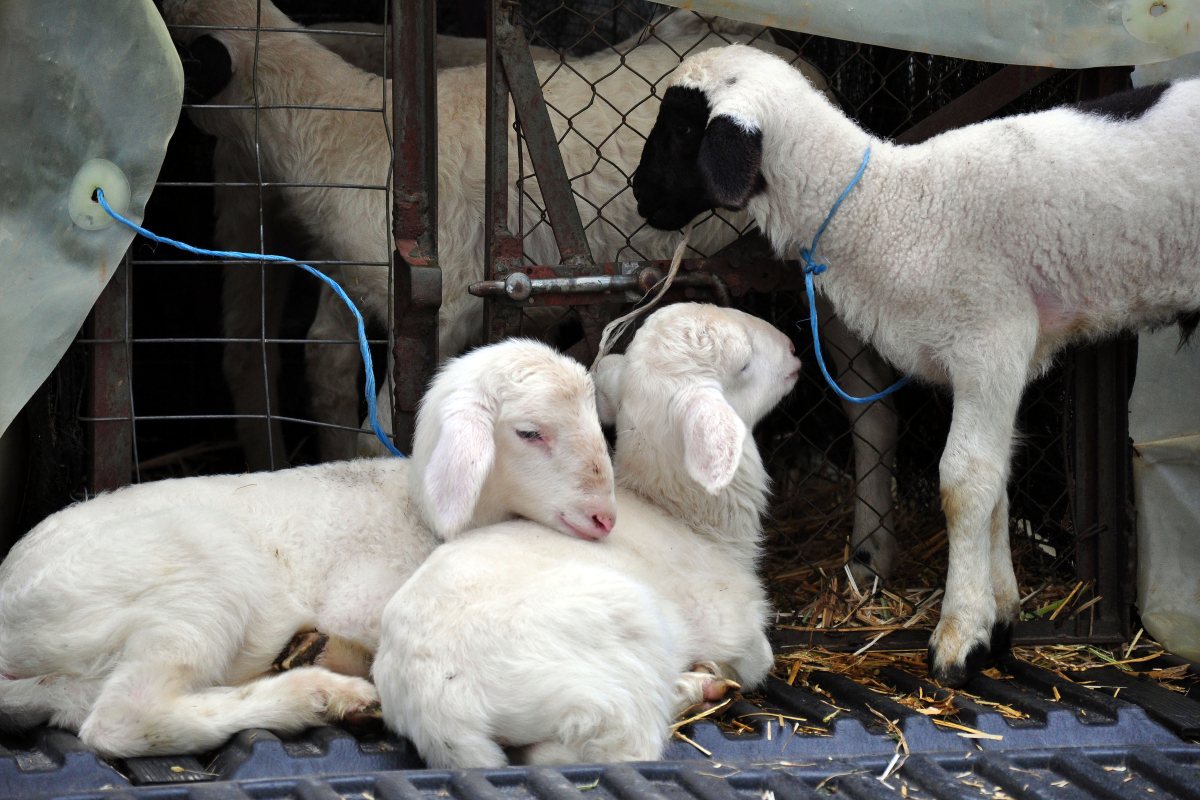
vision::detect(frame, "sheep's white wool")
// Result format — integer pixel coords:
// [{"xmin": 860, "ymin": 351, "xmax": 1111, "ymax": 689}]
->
[
  {"xmin": 373, "ymin": 304, "xmax": 801, "ymax": 767},
  {"xmin": 651, "ymin": 44, "xmax": 1200, "ymax": 684},
  {"xmin": 0, "ymin": 339, "xmax": 614, "ymax": 757}
]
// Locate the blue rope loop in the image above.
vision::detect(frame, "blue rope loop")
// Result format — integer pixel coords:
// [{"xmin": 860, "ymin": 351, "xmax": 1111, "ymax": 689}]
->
[
  {"xmin": 95, "ymin": 188, "xmax": 405, "ymax": 458},
  {"xmin": 800, "ymin": 148, "xmax": 911, "ymax": 405}
]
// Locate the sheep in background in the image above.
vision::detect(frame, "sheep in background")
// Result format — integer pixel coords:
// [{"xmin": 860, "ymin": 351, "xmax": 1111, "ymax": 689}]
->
[
  {"xmin": 631, "ymin": 44, "xmax": 1200, "ymax": 685},
  {"xmin": 0, "ymin": 339, "xmax": 615, "ymax": 757},
  {"xmin": 374, "ymin": 303, "xmax": 799, "ymax": 767},
  {"xmin": 310, "ymin": 22, "xmax": 559, "ymax": 74},
  {"xmin": 215, "ymin": 22, "xmax": 557, "ymax": 470}
]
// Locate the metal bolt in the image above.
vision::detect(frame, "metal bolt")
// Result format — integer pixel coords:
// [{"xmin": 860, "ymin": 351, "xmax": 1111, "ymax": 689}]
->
[
  {"xmin": 504, "ymin": 271, "xmax": 533, "ymax": 301},
  {"xmin": 636, "ymin": 266, "xmax": 663, "ymax": 294}
]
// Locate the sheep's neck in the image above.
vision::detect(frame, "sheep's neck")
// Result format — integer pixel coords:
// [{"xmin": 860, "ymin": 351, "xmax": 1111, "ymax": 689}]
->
[
  {"xmin": 749, "ymin": 84, "xmax": 879, "ymax": 270},
  {"xmin": 614, "ymin": 435, "xmax": 769, "ymax": 567}
]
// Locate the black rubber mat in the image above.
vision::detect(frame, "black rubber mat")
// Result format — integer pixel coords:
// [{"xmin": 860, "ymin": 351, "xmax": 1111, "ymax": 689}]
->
[{"xmin": 4, "ymin": 655, "xmax": 1198, "ymax": 799}]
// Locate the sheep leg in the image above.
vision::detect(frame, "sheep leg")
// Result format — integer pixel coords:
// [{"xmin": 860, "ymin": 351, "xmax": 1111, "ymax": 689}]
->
[
  {"xmin": 989, "ymin": 490, "xmax": 1020, "ymax": 656},
  {"xmin": 78, "ymin": 660, "xmax": 379, "ymax": 757},
  {"xmin": 306, "ymin": 283, "xmax": 362, "ymax": 462},
  {"xmin": 672, "ymin": 662, "xmax": 740, "ymax": 716},
  {"xmin": 223, "ymin": 262, "xmax": 292, "ymax": 471},
  {"xmin": 928, "ymin": 336, "xmax": 1032, "ymax": 688},
  {"xmin": 816, "ymin": 298, "xmax": 900, "ymax": 584}
]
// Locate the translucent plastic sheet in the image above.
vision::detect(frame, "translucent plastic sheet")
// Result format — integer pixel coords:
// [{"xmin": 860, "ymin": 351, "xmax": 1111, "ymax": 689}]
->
[
  {"xmin": 654, "ymin": 0, "xmax": 1200, "ymax": 68},
  {"xmin": 1131, "ymin": 329, "xmax": 1200, "ymax": 661},
  {"xmin": 0, "ymin": 0, "xmax": 183, "ymax": 440}
]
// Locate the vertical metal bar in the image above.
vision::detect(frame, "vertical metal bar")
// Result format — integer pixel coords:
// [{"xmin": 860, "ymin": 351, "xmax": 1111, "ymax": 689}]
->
[
  {"xmin": 484, "ymin": 0, "xmax": 524, "ymax": 343},
  {"xmin": 392, "ymin": 0, "xmax": 441, "ymax": 454},
  {"xmin": 1071, "ymin": 66, "xmax": 1134, "ymax": 641},
  {"xmin": 88, "ymin": 257, "xmax": 133, "ymax": 493},
  {"xmin": 1071, "ymin": 338, "xmax": 1134, "ymax": 639},
  {"xmin": 494, "ymin": 13, "xmax": 593, "ymax": 267}
]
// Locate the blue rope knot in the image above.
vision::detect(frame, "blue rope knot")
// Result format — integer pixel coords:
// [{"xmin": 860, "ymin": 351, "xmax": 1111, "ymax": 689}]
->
[
  {"xmin": 801, "ymin": 147, "xmax": 910, "ymax": 405},
  {"xmin": 94, "ymin": 188, "xmax": 405, "ymax": 458},
  {"xmin": 799, "ymin": 250, "xmax": 826, "ymax": 276}
]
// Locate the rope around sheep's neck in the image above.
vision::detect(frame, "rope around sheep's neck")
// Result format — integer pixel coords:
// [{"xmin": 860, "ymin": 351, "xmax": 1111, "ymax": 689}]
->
[
  {"xmin": 95, "ymin": 188, "xmax": 404, "ymax": 457},
  {"xmin": 801, "ymin": 147, "xmax": 910, "ymax": 404}
]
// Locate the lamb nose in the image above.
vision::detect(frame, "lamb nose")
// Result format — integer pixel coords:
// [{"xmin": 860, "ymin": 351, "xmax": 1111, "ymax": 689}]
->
[{"xmin": 591, "ymin": 513, "xmax": 615, "ymax": 534}]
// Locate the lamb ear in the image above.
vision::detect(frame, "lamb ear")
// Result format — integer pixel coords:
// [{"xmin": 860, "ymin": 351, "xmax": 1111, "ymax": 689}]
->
[
  {"xmin": 673, "ymin": 383, "xmax": 747, "ymax": 495},
  {"xmin": 697, "ymin": 115, "xmax": 764, "ymax": 211},
  {"xmin": 592, "ymin": 354, "xmax": 625, "ymax": 426},
  {"xmin": 423, "ymin": 391, "xmax": 496, "ymax": 538}
]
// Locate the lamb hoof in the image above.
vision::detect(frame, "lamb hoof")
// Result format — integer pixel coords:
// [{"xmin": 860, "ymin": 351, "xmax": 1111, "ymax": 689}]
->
[
  {"xmin": 847, "ymin": 537, "xmax": 898, "ymax": 588},
  {"xmin": 928, "ymin": 639, "xmax": 990, "ymax": 689},
  {"xmin": 679, "ymin": 663, "xmax": 741, "ymax": 715},
  {"xmin": 274, "ymin": 630, "xmax": 330, "ymax": 672},
  {"xmin": 338, "ymin": 700, "xmax": 385, "ymax": 736},
  {"xmin": 989, "ymin": 619, "xmax": 1014, "ymax": 661}
]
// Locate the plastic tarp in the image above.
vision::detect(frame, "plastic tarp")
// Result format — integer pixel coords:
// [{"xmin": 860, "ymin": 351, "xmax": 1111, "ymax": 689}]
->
[
  {"xmin": 1131, "ymin": 329, "xmax": 1200, "ymax": 661},
  {"xmin": 0, "ymin": 0, "xmax": 183, "ymax": 441},
  {"xmin": 654, "ymin": 0, "xmax": 1200, "ymax": 68}
]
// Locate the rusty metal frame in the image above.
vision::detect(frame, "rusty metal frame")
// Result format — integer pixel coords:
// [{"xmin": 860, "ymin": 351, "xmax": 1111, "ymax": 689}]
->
[
  {"xmin": 392, "ymin": 0, "xmax": 441, "ymax": 455},
  {"xmin": 87, "ymin": 254, "xmax": 135, "ymax": 494}
]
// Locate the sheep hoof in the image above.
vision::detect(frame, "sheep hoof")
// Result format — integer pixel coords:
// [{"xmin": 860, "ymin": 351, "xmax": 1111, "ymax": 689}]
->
[
  {"xmin": 274, "ymin": 630, "xmax": 330, "ymax": 672},
  {"xmin": 338, "ymin": 700, "xmax": 385, "ymax": 736},
  {"xmin": 989, "ymin": 619, "xmax": 1014, "ymax": 661},
  {"xmin": 928, "ymin": 638, "xmax": 991, "ymax": 689},
  {"xmin": 677, "ymin": 663, "xmax": 741, "ymax": 716}
]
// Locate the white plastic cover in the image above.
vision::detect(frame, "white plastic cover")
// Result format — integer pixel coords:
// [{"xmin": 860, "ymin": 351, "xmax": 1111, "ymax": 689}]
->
[
  {"xmin": 1131, "ymin": 329, "xmax": 1200, "ymax": 661},
  {"xmin": 0, "ymin": 0, "xmax": 183, "ymax": 440},
  {"xmin": 656, "ymin": 0, "xmax": 1200, "ymax": 68}
]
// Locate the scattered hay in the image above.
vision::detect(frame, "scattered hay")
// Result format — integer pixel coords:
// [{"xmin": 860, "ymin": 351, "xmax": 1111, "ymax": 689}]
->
[{"xmin": 762, "ymin": 467, "xmax": 1081, "ymax": 642}]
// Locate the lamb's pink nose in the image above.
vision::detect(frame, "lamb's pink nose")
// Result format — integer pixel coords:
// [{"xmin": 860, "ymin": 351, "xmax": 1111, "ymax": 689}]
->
[{"xmin": 589, "ymin": 511, "xmax": 615, "ymax": 535}]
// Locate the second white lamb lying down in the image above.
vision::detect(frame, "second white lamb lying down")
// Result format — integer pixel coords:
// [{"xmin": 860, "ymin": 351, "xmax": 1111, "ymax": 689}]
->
[
  {"xmin": 0, "ymin": 340, "xmax": 614, "ymax": 758},
  {"xmin": 374, "ymin": 303, "xmax": 800, "ymax": 767}
]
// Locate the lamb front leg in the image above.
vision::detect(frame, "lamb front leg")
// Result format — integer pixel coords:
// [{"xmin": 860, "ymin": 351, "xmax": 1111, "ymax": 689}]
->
[
  {"xmin": 817, "ymin": 297, "xmax": 900, "ymax": 584},
  {"xmin": 673, "ymin": 662, "xmax": 741, "ymax": 717},
  {"xmin": 928, "ymin": 339, "xmax": 1031, "ymax": 687}
]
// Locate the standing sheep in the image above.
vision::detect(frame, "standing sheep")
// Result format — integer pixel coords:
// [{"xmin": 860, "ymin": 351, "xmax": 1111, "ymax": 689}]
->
[
  {"xmin": 373, "ymin": 303, "xmax": 800, "ymax": 767},
  {"xmin": 0, "ymin": 339, "xmax": 615, "ymax": 756},
  {"xmin": 631, "ymin": 44, "xmax": 1200, "ymax": 686}
]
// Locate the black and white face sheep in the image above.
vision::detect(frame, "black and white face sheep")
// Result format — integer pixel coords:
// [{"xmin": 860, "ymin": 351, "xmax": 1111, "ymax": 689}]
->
[
  {"xmin": 0, "ymin": 339, "xmax": 614, "ymax": 757},
  {"xmin": 633, "ymin": 44, "xmax": 1200, "ymax": 687}
]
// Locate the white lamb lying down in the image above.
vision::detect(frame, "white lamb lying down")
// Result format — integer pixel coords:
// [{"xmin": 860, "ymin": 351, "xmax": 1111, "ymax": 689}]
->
[
  {"xmin": 0, "ymin": 340, "xmax": 615, "ymax": 758},
  {"xmin": 630, "ymin": 44, "xmax": 1200, "ymax": 685},
  {"xmin": 373, "ymin": 303, "xmax": 801, "ymax": 767}
]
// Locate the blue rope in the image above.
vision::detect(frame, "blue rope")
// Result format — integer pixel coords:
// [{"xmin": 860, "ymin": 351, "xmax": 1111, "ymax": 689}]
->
[
  {"xmin": 800, "ymin": 148, "xmax": 910, "ymax": 404},
  {"xmin": 95, "ymin": 188, "xmax": 404, "ymax": 457}
]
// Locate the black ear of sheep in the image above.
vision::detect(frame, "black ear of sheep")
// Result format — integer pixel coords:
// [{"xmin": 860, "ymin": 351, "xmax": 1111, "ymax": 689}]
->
[
  {"xmin": 697, "ymin": 114, "xmax": 765, "ymax": 211},
  {"xmin": 179, "ymin": 35, "xmax": 233, "ymax": 104}
]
